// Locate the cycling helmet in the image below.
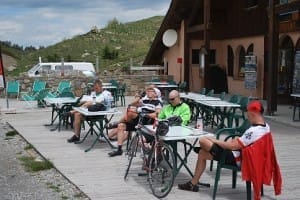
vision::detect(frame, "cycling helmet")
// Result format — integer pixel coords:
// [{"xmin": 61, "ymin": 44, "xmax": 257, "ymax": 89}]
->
[
  {"xmin": 156, "ymin": 120, "xmax": 169, "ymax": 136},
  {"xmin": 167, "ymin": 116, "xmax": 182, "ymax": 126}
]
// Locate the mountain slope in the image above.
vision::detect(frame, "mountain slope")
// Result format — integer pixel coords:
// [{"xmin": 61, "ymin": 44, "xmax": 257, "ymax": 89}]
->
[{"xmin": 8, "ymin": 16, "xmax": 164, "ymax": 76}]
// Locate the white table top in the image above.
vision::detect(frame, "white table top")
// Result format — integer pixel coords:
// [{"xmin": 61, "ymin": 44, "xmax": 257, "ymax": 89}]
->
[
  {"xmin": 180, "ymin": 92, "xmax": 221, "ymax": 101},
  {"xmin": 145, "ymin": 125, "xmax": 213, "ymax": 141},
  {"xmin": 44, "ymin": 97, "xmax": 78, "ymax": 105},
  {"xmin": 103, "ymin": 85, "xmax": 117, "ymax": 89},
  {"xmin": 156, "ymin": 84, "xmax": 178, "ymax": 88},
  {"xmin": 73, "ymin": 107, "xmax": 121, "ymax": 116},
  {"xmin": 291, "ymin": 94, "xmax": 300, "ymax": 98},
  {"xmin": 145, "ymin": 82, "xmax": 169, "ymax": 85},
  {"xmin": 196, "ymin": 100, "xmax": 240, "ymax": 107}
]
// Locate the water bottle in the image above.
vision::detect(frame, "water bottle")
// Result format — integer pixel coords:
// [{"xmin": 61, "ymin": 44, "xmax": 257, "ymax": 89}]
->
[
  {"xmin": 105, "ymin": 94, "xmax": 112, "ymax": 110},
  {"xmin": 195, "ymin": 114, "xmax": 203, "ymax": 131},
  {"xmin": 91, "ymin": 92, "xmax": 96, "ymax": 105}
]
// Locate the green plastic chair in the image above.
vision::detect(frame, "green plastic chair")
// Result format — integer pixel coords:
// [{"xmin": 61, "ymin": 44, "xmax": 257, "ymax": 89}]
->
[
  {"xmin": 219, "ymin": 91, "xmax": 226, "ymax": 100},
  {"xmin": 210, "ymin": 119, "xmax": 250, "ymax": 171},
  {"xmin": 21, "ymin": 80, "xmax": 46, "ymax": 100},
  {"xmin": 151, "ymin": 78, "xmax": 160, "ymax": 82},
  {"xmin": 210, "ymin": 92, "xmax": 227, "ymax": 127},
  {"xmin": 223, "ymin": 94, "xmax": 241, "ymax": 127},
  {"xmin": 212, "ymin": 128, "xmax": 264, "ymax": 200},
  {"xmin": 206, "ymin": 89, "xmax": 214, "ymax": 96},
  {"xmin": 228, "ymin": 96, "xmax": 250, "ymax": 127},
  {"xmin": 199, "ymin": 88, "xmax": 206, "ymax": 95},
  {"xmin": 178, "ymin": 81, "xmax": 187, "ymax": 92},
  {"xmin": 6, "ymin": 80, "xmax": 20, "ymax": 99},
  {"xmin": 22, "ymin": 88, "xmax": 50, "ymax": 107},
  {"xmin": 47, "ymin": 80, "xmax": 71, "ymax": 98},
  {"xmin": 109, "ymin": 79, "xmax": 119, "ymax": 104},
  {"xmin": 168, "ymin": 80, "xmax": 177, "ymax": 85},
  {"xmin": 32, "ymin": 80, "xmax": 46, "ymax": 94},
  {"xmin": 116, "ymin": 83, "xmax": 126, "ymax": 106}
]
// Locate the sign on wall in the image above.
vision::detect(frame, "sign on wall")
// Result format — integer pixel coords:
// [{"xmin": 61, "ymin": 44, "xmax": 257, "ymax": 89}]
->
[
  {"xmin": 293, "ymin": 51, "xmax": 300, "ymax": 94},
  {"xmin": 244, "ymin": 55, "xmax": 257, "ymax": 90}
]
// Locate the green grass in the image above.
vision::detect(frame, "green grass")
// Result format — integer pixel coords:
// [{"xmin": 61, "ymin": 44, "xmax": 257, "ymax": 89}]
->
[
  {"xmin": 61, "ymin": 195, "xmax": 69, "ymax": 199},
  {"xmin": 24, "ymin": 144, "xmax": 34, "ymax": 150},
  {"xmin": 74, "ymin": 192, "xmax": 86, "ymax": 198},
  {"xmin": 48, "ymin": 184, "xmax": 61, "ymax": 193},
  {"xmin": 5, "ymin": 130, "xmax": 18, "ymax": 137},
  {"xmin": 18, "ymin": 156, "xmax": 54, "ymax": 172}
]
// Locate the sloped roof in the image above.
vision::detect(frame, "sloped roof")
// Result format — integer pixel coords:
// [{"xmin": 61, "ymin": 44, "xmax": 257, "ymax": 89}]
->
[{"xmin": 143, "ymin": 0, "xmax": 197, "ymax": 65}]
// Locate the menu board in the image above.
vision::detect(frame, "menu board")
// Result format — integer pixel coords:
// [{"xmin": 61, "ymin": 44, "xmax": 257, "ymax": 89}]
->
[
  {"xmin": 244, "ymin": 55, "xmax": 257, "ymax": 90},
  {"xmin": 293, "ymin": 51, "xmax": 300, "ymax": 94}
]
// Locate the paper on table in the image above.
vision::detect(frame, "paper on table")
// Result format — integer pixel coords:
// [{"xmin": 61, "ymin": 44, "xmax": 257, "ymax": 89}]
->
[{"xmin": 166, "ymin": 126, "xmax": 193, "ymax": 137}]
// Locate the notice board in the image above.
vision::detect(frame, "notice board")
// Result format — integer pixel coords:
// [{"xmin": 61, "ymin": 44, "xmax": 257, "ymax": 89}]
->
[
  {"xmin": 293, "ymin": 51, "xmax": 300, "ymax": 94},
  {"xmin": 244, "ymin": 55, "xmax": 257, "ymax": 90}
]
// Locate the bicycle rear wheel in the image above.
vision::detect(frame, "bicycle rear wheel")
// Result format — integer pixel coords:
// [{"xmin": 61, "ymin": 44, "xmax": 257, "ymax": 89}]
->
[
  {"xmin": 148, "ymin": 143, "xmax": 176, "ymax": 198},
  {"xmin": 124, "ymin": 133, "xmax": 139, "ymax": 180}
]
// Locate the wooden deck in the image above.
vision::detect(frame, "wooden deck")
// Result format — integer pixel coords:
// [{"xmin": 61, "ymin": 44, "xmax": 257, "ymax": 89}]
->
[{"xmin": 1, "ymin": 97, "xmax": 300, "ymax": 200}]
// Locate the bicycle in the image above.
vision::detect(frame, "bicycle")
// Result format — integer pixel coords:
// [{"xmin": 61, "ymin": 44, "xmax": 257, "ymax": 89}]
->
[{"xmin": 124, "ymin": 111, "xmax": 176, "ymax": 198}]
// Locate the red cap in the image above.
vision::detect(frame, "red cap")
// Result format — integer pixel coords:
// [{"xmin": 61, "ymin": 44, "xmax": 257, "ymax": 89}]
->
[{"xmin": 247, "ymin": 100, "xmax": 263, "ymax": 114}]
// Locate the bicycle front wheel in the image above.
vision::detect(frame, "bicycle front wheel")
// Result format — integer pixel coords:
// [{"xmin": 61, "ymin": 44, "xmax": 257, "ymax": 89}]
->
[
  {"xmin": 148, "ymin": 143, "xmax": 176, "ymax": 198},
  {"xmin": 124, "ymin": 133, "xmax": 139, "ymax": 180}
]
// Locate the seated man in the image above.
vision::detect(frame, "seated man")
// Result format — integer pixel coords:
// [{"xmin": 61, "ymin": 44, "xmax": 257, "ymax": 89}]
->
[
  {"xmin": 67, "ymin": 79, "xmax": 111, "ymax": 143},
  {"xmin": 158, "ymin": 90, "xmax": 191, "ymax": 126},
  {"xmin": 178, "ymin": 100, "xmax": 271, "ymax": 192},
  {"xmin": 107, "ymin": 86, "xmax": 163, "ymax": 157}
]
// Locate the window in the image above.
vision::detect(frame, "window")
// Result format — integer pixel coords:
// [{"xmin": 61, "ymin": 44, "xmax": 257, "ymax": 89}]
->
[
  {"xmin": 41, "ymin": 65, "xmax": 51, "ymax": 72},
  {"xmin": 55, "ymin": 65, "xmax": 73, "ymax": 70},
  {"xmin": 245, "ymin": 0, "xmax": 258, "ymax": 8},
  {"xmin": 227, "ymin": 46, "xmax": 234, "ymax": 77},
  {"xmin": 192, "ymin": 49, "xmax": 200, "ymax": 64},
  {"xmin": 238, "ymin": 47, "xmax": 246, "ymax": 77},
  {"xmin": 192, "ymin": 48, "xmax": 216, "ymax": 65},
  {"xmin": 209, "ymin": 49, "xmax": 216, "ymax": 64},
  {"xmin": 247, "ymin": 44, "xmax": 254, "ymax": 55}
]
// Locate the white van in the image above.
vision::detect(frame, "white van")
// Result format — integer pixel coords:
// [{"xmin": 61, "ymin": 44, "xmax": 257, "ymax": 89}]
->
[{"xmin": 27, "ymin": 62, "xmax": 96, "ymax": 77}]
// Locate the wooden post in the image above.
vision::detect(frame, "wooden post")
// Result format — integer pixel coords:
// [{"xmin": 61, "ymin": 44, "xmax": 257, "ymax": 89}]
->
[
  {"xmin": 203, "ymin": 0, "xmax": 211, "ymax": 89},
  {"xmin": 267, "ymin": 0, "xmax": 279, "ymax": 115}
]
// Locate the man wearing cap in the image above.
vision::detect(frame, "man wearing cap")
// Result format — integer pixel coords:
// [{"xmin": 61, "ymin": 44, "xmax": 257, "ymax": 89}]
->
[
  {"xmin": 178, "ymin": 100, "xmax": 271, "ymax": 192},
  {"xmin": 107, "ymin": 86, "xmax": 163, "ymax": 157}
]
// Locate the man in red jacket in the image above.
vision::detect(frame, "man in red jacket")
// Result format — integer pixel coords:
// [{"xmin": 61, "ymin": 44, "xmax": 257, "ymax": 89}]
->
[{"xmin": 178, "ymin": 100, "xmax": 281, "ymax": 196}]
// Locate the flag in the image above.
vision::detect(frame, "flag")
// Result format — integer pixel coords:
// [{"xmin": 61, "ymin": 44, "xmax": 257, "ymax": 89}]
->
[{"xmin": 0, "ymin": 46, "xmax": 6, "ymax": 89}]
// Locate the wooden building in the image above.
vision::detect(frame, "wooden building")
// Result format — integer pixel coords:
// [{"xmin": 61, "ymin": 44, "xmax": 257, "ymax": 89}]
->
[{"xmin": 144, "ymin": 0, "xmax": 300, "ymax": 114}]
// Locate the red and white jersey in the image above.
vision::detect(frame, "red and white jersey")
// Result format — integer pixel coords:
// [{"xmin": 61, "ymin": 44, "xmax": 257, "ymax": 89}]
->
[{"xmin": 233, "ymin": 123, "xmax": 270, "ymax": 166}]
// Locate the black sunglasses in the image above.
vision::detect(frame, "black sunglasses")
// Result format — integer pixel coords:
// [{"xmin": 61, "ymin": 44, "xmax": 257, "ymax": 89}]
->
[{"xmin": 169, "ymin": 96, "xmax": 178, "ymax": 101}]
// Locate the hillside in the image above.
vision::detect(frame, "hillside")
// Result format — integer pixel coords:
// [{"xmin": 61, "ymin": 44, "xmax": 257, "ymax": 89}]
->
[{"xmin": 3, "ymin": 16, "xmax": 164, "ymax": 76}]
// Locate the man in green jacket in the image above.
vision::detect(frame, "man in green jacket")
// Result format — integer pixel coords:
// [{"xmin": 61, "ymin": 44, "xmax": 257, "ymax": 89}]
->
[{"xmin": 158, "ymin": 90, "xmax": 191, "ymax": 125}]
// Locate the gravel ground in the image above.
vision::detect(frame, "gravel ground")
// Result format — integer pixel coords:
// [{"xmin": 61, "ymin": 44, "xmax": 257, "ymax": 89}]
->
[{"xmin": 0, "ymin": 121, "xmax": 90, "ymax": 200}]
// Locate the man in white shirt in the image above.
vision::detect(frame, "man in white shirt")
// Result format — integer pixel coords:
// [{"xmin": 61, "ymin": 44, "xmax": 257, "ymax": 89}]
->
[{"xmin": 67, "ymin": 79, "xmax": 111, "ymax": 143}]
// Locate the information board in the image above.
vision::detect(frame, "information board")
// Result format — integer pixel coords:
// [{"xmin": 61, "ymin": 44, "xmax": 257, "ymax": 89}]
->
[
  {"xmin": 244, "ymin": 55, "xmax": 257, "ymax": 90},
  {"xmin": 293, "ymin": 51, "xmax": 300, "ymax": 94}
]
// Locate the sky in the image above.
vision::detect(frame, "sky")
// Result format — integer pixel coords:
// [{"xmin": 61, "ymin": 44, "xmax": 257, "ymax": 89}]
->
[{"xmin": 0, "ymin": 0, "xmax": 171, "ymax": 48}]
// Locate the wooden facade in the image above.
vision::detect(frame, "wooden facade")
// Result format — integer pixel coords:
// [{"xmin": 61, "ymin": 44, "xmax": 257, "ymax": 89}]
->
[{"xmin": 144, "ymin": 0, "xmax": 300, "ymax": 115}]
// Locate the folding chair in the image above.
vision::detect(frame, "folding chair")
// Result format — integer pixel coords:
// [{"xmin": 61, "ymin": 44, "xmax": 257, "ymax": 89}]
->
[
  {"xmin": 209, "ymin": 119, "xmax": 250, "ymax": 171},
  {"xmin": 21, "ymin": 80, "xmax": 46, "ymax": 100},
  {"xmin": 22, "ymin": 88, "xmax": 49, "ymax": 108},
  {"xmin": 6, "ymin": 80, "xmax": 20, "ymax": 99},
  {"xmin": 213, "ymin": 132, "xmax": 282, "ymax": 200},
  {"xmin": 228, "ymin": 96, "xmax": 250, "ymax": 127},
  {"xmin": 31, "ymin": 80, "xmax": 46, "ymax": 94},
  {"xmin": 116, "ymin": 83, "xmax": 126, "ymax": 106},
  {"xmin": 47, "ymin": 80, "xmax": 71, "ymax": 98}
]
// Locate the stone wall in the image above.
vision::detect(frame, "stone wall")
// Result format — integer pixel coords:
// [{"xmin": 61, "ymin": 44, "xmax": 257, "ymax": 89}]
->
[{"xmin": 8, "ymin": 71, "xmax": 174, "ymax": 96}]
